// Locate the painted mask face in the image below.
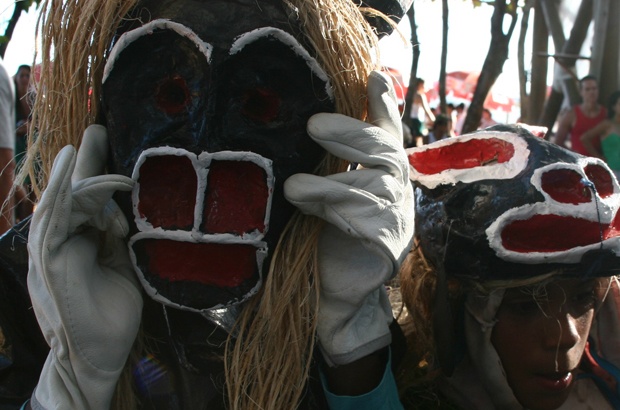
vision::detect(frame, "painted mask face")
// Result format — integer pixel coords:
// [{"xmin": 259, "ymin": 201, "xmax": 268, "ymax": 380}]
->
[
  {"xmin": 102, "ymin": 0, "xmax": 334, "ymax": 313},
  {"xmin": 408, "ymin": 125, "xmax": 620, "ymax": 281}
]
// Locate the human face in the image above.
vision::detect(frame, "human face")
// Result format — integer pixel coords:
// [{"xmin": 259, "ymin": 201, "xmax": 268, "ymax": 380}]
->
[
  {"xmin": 491, "ymin": 278, "xmax": 607, "ymax": 410},
  {"xmin": 580, "ymin": 79, "xmax": 599, "ymax": 105},
  {"xmin": 102, "ymin": 0, "xmax": 333, "ymax": 312},
  {"xmin": 15, "ymin": 67, "xmax": 30, "ymax": 89}
]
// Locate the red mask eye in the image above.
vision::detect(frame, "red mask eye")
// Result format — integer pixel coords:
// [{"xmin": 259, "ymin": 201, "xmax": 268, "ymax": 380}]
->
[
  {"xmin": 138, "ymin": 155, "xmax": 197, "ymax": 230},
  {"xmin": 241, "ymin": 87, "xmax": 281, "ymax": 123},
  {"xmin": 585, "ymin": 164, "xmax": 614, "ymax": 198},
  {"xmin": 541, "ymin": 169, "xmax": 590, "ymax": 204},
  {"xmin": 156, "ymin": 76, "xmax": 191, "ymax": 115},
  {"xmin": 408, "ymin": 138, "xmax": 514, "ymax": 174}
]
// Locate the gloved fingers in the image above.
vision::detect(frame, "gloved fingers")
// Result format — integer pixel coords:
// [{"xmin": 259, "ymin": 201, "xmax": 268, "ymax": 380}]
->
[
  {"xmin": 284, "ymin": 173, "xmax": 395, "ymax": 234},
  {"xmin": 96, "ymin": 199, "xmax": 131, "ymax": 239},
  {"xmin": 320, "ymin": 169, "xmax": 402, "ymax": 203},
  {"xmin": 71, "ymin": 125, "xmax": 109, "ymax": 183},
  {"xmin": 30, "ymin": 145, "xmax": 77, "ymax": 254},
  {"xmin": 366, "ymin": 70, "xmax": 402, "ymax": 141},
  {"xmin": 307, "ymin": 113, "xmax": 407, "ymax": 184},
  {"xmin": 69, "ymin": 175, "xmax": 134, "ymax": 233}
]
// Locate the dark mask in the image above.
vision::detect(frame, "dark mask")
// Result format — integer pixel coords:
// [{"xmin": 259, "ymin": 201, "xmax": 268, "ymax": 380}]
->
[
  {"xmin": 103, "ymin": 1, "xmax": 334, "ymax": 313},
  {"xmin": 408, "ymin": 125, "xmax": 620, "ymax": 281}
]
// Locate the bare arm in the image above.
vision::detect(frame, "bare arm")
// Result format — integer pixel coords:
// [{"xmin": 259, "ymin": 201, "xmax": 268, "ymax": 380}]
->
[
  {"xmin": 419, "ymin": 94, "xmax": 435, "ymax": 123},
  {"xmin": 554, "ymin": 108, "xmax": 575, "ymax": 148},
  {"xmin": 580, "ymin": 120, "xmax": 610, "ymax": 159}
]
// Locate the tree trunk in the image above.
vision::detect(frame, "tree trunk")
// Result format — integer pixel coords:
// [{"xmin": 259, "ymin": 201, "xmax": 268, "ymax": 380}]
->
[
  {"xmin": 403, "ymin": 5, "xmax": 419, "ymax": 124},
  {"xmin": 594, "ymin": 0, "xmax": 620, "ymax": 105},
  {"xmin": 539, "ymin": 0, "xmax": 593, "ymax": 130},
  {"xmin": 0, "ymin": 3, "xmax": 25, "ymax": 58},
  {"xmin": 529, "ymin": 0, "xmax": 548, "ymax": 125},
  {"xmin": 539, "ymin": 0, "xmax": 565, "ymax": 51},
  {"xmin": 462, "ymin": 0, "xmax": 518, "ymax": 134},
  {"xmin": 518, "ymin": 0, "xmax": 534, "ymax": 123},
  {"xmin": 438, "ymin": 0, "xmax": 448, "ymax": 114}
]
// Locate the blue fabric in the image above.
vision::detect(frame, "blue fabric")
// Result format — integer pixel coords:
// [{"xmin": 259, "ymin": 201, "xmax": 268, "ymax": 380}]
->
[
  {"xmin": 19, "ymin": 399, "xmax": 30, "ymax": 410},
  {"xmin": 320, "ymin": 351, "xmax": 403, "ymax": 410},
  {"xmin": 578, "ymin": 338, "xmax": 620, "ymax": 408}
]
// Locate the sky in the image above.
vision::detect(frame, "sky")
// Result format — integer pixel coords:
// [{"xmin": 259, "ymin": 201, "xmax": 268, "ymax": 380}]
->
[
  {"xmin": 0, "ymin": 0, "xmax": 591, "ymax": 115},
  {"xmin": 0, "ymin": 0, "xmax": 39, "ymax": 76}
]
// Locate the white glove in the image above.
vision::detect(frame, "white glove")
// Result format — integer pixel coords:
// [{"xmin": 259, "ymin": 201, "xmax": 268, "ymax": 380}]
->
[
  {"xmin": 27, "ymin": 125, "xmax": 142, "ymax": 410},
  {"xmin": 284, "ymin": 71, "xmax": 415, "ymax": 366}
]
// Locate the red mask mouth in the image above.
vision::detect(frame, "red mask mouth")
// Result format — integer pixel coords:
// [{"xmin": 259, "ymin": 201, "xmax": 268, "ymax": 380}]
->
[{"xmin": 128, "ymin": 147, "xmax": 274, "ymax": 311}]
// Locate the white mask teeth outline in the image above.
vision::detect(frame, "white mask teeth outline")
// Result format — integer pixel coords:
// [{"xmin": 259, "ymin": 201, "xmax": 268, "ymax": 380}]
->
[{"xmin": 128, "ymin": 146, "xmax": 274, "ymax": 312}]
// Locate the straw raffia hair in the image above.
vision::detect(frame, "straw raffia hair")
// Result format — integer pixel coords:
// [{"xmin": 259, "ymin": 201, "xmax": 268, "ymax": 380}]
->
[{"xmin": 22, "ymin": 0, "xmax": 381, "ymax": 409}]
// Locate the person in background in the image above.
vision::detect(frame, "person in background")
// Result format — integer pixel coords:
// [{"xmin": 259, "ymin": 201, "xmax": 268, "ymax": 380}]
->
[
  {"xmin": 478, "ymin": 107, "xmax": 497, "ymax": 129},
  {"xmin": 454, "ymin": 102, "xmax": 467, "ymax": 135},
  {"xmin": 12, "ymin": 65, "xmax": 34, "ymax": 221},
  {"xmin": 409, "ymin": 78, "xmax": 435, "ymax": 142},
  {"xmin": 554, "ymin": 75, "xmax": 607, "ymax": 155},
  {"xmin": 13, "ymin": 65, "xmax": 31, "ymax": 142},
  {"xmin": 426, "ymin": 113, "xmax": 452, "ymax": 144},
  {"xmin": 580, "ymin": 90, "xmax": 620, "ymax": 179},
  {"xmin": 0, "ymin": 59, "xmax": 15, "ymax": 234}
]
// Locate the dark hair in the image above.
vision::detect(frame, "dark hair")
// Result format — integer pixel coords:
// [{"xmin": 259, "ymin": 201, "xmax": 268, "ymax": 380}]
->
[
  {"xmin": 16, "ymin": 65, "xmax": 31, "ymax": 74},
  {"xmin": 434, "ymin": 114, "xmax": 450, "ymax": 127},
  {"xmin": 607, "ymin": 91, "xmax": 620, "ymax": 119},
  {"xmin": 456, "ymin": 102, "xmax": 465, "ymax": 110},
  {"xmin": 579, "ymin": 75, "xmax": 598, "ymax": 88}
]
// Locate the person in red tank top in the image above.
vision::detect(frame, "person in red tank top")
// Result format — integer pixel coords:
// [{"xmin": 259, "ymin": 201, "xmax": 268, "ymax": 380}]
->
[{"xmin": 555, "ymin": 75, "xmax": 607, "ymax": 155}]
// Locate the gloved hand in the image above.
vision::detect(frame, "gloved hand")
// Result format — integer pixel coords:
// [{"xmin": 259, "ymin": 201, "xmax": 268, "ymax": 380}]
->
[
  {"xmin": 27, "ymin": 125, "xmax": 142, "ymax": 410},
  {"xmin": 284, "ymin": 70, "xmax": 415, "ymax": 366}
]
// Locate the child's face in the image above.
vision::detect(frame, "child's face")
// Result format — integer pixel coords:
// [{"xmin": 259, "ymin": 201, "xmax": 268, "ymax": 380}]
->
[{"xmin": 490, "ymin": 278, "xmax": 607, "ymax": 410}]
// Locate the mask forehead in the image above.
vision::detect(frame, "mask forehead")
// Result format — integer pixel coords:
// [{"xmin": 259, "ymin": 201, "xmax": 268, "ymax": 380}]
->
[
  {"xmin": 132, "ymin": 0, "xmax": 296, "ymax": 48},
  {"xmin": 103, "ymin": 0, "xmax": 334, "ymax": 312}
]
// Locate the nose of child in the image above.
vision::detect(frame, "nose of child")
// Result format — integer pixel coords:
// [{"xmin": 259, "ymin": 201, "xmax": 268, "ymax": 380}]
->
[{"xmin": 542, "ymin": 311, "xmax": 582, "ymax": 353}]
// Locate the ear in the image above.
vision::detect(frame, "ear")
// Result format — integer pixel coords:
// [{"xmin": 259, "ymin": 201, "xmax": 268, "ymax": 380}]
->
[{"xmin": 359, "ymin": 0, "xmax": 413, "ymax": 38}]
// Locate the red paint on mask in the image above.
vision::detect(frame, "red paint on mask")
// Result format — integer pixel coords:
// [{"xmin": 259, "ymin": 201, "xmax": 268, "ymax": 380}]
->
[
  {"xmin": 156, "ymin": 75, "xmax": 191, "ymax": 115},
  {"xmin": 541, "ymin": 169, "xmax": 591, "ymax": 204},
  {"xmin": 138, "ymin": 155, "xmax": 197, "ymax": 230},
  {"xmin": 501, "ymin": 212, "xmax": 620, "ymax": 253},
  {"xmin": 585, "ymin": 164, "xmax": 614, "ymax": 198},
  {"xmin": 408, "ymin": 138, "xmax": 514, "ymax": 174},
  {"xmin": 143, "ymin": 239, "xmax": 257, "ymax": 287},
  {"xmin": 203, "ymin": 160, "xmax": 268, "ymax": 234}
]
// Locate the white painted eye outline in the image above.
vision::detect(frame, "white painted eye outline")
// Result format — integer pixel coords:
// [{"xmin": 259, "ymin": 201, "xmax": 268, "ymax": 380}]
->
[
  {"xmin": 103, "ymin": 19, "xmax": 213, "ymax": 84},
  {"xmin": 230, "ymin": 27, "xmax": 334, "ymax": 101},
  {"xmin": 407, "ymin": 131, "xmax": 530, "ymax": 189},
  {"xmin": 487, "ymin": 159, "xmax": 620, "ymax": 264}
]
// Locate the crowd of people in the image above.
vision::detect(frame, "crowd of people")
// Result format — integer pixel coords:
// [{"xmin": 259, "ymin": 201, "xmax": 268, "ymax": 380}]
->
[
  {"xmin": 0, "ymin": 1, "xmax": 618, "ymax": 410},
  {"xmin": 405, "ymin": 82, "xmax": 502, "ymax": 148}
]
